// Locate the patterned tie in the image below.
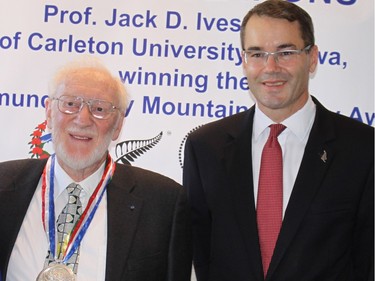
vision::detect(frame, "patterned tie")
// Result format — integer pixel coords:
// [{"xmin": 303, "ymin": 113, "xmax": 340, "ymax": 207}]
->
[
  {"xmin": 45, "ymin": 183, "xmax": 83, "ymax": 274},
  {"xmin": 257, "ymin": 124, "xmax": 286, "ymax": 277}
]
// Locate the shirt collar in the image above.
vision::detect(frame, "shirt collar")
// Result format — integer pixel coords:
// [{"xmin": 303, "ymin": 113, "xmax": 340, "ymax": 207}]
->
[
  {"xmin": 54, "ymin": 159, "xmax": 106, "ymax": 199},
  {"xmin": 253, "ymin": 95, "xmax": 316, "ymax": 141}
]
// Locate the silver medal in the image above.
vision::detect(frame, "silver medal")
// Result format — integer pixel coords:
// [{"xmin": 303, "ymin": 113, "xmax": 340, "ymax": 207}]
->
[{"xmin": 36, "ymin": 264, "xmax": 76, "ymax": 281}]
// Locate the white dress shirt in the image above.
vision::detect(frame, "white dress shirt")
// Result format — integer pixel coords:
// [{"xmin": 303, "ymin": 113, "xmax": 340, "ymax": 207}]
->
[
  {"xmin": 7, "ymin": 160, "xmax": 108, "ymax": 281},
  {"xmin": 252, "ymin": 96, "xmax": 316, "ymax": 216}
]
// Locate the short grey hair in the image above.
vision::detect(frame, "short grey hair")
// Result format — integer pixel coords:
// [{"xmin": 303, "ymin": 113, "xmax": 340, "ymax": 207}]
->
[{"xmin": 48, "ymin": 56, "xmax": 130, "ymax": 113}]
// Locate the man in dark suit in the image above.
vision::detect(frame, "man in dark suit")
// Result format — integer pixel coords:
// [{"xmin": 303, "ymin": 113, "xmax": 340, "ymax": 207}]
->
[
  {"xmin": 183, "ymin": 1, "xmax": 374, "ymax": 281},
  {"xmin": 0, "ymin": 57, "xmax": 192, "ymax": 280}
]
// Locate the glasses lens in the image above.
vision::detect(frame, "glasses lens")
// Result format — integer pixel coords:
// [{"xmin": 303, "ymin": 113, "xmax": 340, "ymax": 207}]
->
[
  {"xmin": 89, "ymin": 100, "xmax": 114, "ymax": 119},
  {"xmin": 58, "ymin": 96, "xmax": 82, "ymax": 114},
  {"xmin": 276, "ymin": 50, "xmax": 300, "ymax": 64},
  {"xmin": 245, "ymin": 51, "xmax": 267, "ymax": 66}
]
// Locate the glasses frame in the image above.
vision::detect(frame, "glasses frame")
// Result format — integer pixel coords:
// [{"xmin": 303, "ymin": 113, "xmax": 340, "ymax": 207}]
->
[
  {"xmin": 50, "ymin": 95, "xmax": 120, "ymax": 120},
  {"xmin": 242, "ymin": 45, "xmax": 312, "ymax": 66}
]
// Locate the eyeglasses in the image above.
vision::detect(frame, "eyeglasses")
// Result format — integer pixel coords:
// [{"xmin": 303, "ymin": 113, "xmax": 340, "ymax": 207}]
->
[
  {"xmin": 242, "ymin": 45, "xmax": 312, "ymax": 66},
  {"xmin": 51, "ymin": 95, "xmax": 120, "ymax": 120}
]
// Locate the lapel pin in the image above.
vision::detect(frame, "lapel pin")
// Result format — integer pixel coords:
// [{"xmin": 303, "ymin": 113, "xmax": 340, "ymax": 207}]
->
[
  {"xmin": 320, "ymin": 150, "xmax": 327, "ymax": 163},
  {"xmin": 129, "ymin": 204, "xmax": 135, "ymax": 211}
]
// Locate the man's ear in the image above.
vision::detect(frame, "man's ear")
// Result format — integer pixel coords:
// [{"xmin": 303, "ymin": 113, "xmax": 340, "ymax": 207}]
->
[
  {"xmin": 309, "ymin": 45, "xmax": 319, "ymax": 74},
  {"xmin": 112, "ymin": 115, "xmax": 125, "ymax": 141},
  {"xmin": 45, "ymin": 98, "xmax": 53, "ymax": 129}
]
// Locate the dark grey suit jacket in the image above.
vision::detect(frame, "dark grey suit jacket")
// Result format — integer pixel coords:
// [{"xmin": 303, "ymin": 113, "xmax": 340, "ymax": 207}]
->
[
  {"xmin": 0, "ymin": 160, "xmax": 192, "ymax": 281},
  {"xmin": 183, "ymin": 97, "xmax": 374, "ymax": 281}
]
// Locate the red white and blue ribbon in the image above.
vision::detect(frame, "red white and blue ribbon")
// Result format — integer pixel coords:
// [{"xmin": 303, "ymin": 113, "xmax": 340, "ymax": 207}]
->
[{"xmin": 41, "ymin": 153, "xmax": 116, "ymax": 263}]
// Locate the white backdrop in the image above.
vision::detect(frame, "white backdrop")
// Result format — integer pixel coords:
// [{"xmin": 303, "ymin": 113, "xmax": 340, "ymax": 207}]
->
[{"xmin": 0, "ymin": 1, "xmax": 374, "ymax": 279}]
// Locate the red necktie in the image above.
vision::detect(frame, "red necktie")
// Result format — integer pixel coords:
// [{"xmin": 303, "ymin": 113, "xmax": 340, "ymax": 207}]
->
[{"xmin": 257, "ymin": 124, "xmax": 286, "ymax": 277}]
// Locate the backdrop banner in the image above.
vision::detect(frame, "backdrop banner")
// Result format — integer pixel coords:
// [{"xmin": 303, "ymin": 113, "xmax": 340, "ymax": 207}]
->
[
  {"xmin": 1, "ymin": 0, "xmax": 373, "ymax": 189},
  {"xmin": 1, "ymin": 1, "xmax": 374, "ymax": 280}
]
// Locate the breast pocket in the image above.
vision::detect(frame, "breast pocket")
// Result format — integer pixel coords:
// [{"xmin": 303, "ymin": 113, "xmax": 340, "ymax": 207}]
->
[{"xmin": 308, "ymin": 199, "xmax": 353, "ymax": 215}]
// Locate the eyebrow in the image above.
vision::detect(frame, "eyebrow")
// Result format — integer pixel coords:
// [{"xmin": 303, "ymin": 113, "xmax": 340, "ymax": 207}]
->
[{"xmin": 244, "ymin": 43, "xmax": 298, "ymax": 51}]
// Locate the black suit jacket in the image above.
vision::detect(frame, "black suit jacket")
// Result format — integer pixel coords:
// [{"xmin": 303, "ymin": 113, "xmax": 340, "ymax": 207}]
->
[
  {"xmin": 183, "ymin": 97, "xmax": 374, "ymax": 281},
  {"xmin": 0, "ymin": 160, "xmax": 192, "ymax": 281}
]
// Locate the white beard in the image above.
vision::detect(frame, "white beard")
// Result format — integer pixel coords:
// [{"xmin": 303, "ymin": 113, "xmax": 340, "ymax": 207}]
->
[{"xmin": 51, "ymin": 126, "xmax": 114, "ymax": 171}]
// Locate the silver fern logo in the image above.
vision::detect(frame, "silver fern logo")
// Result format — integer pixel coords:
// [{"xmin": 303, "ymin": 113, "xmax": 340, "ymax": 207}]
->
[{"xmin": 115, "ymin": 131, "xmax": 163, "ymax": 165}]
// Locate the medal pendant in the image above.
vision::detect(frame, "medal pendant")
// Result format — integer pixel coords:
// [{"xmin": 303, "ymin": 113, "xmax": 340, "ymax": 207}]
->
[{"xmin": 36, "ymin": 263, "xmax": 76, "ymax": 281}]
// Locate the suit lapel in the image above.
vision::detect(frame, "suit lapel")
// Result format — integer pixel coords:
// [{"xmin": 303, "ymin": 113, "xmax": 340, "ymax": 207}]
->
[
  {"xmin": 267, "ymin": 99, "xmax": 336, "ymax": 280},
  {"xmin": 223, "ymin": 108, "xmax": 264, "ymax": 280},
  {"xmin": 105, "ymin": 164, "xmax": 143, "ymax": 280}
]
